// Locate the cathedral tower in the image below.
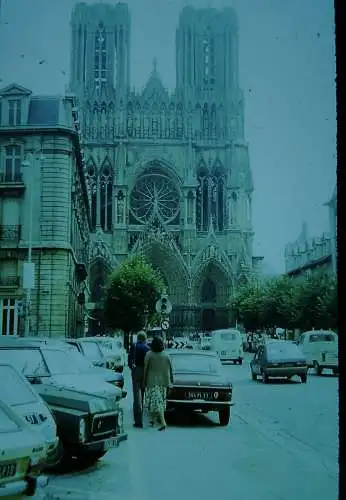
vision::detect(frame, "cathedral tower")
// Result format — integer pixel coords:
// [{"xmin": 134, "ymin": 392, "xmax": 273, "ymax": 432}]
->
[{"xmin": 70, "ymin": 2, "xmax": 130, "ymax": 97}]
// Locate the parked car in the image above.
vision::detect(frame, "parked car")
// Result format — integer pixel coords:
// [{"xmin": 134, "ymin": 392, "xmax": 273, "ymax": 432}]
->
[
  {"xmin": 0, "ymin": 338, "xmax": 128, "ymax": 466},
  {"xmin": 10, "ymin": 337, "xmax": 126, "ymax": 391},
  {"xmin": 0, "ymin": 363, "xmax": 59, "ymax": 468},
  {"xmin": 0, "ymin": 399, "xmax": 49, "ymax": 498},
  {"xmin": 65, "ymin": 338, "xmax": 108, "ymax": 368},
  {"xmin": 298, "ymin": 330, "xmax": 338, "ymax": 375},
  {"xmin": 66, "ymin": 347, "xmax": 126, "ymax": 392},
  {"xmin": 250, "ymin": 340, "xmax": 308, "ymax": 384},
  {"xmin": 166, "ymin": 350, "xmax": 234, "ymax": 426},
  {"xmin": 84, "ymin": 336, "xmax": 126, "ymax": 372}
]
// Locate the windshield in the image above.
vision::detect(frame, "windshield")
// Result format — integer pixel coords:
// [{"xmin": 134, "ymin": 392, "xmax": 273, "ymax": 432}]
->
[
  {"xmin": 0, "ymin": 349, "xmax": 49, "ymax": 377},
  {"xmin": 266, "ymin": 343, "xmax": 303, "ymax": 359},
  {"xmin": 82, "ymin": 341, "xmax": 104, "ymax": 359},
  {"xmin": 0, "ymin": 406, "xmax": 20, "ymax": 434},
  {"xmin": 0, "ymin": 365, "xmax": 37, "ymax": 406},
  {"xmin": 309, "ymin": 333, "xmax": 336, "ymax": 342},
  {"xmin": 42, "ymin": 348, "xmax": 83, "ymax": 375},
  {"xmin": 170, "ymin": 354, "xmax": 221, "ymax": 374},
  {"xmin": 70, "ymin": 351, "xmax": 95, "ymax": 371}
]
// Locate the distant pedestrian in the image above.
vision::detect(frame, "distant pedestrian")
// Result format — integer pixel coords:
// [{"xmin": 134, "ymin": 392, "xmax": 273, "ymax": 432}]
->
[
  {"xmin": 144, "ymin": 336, "xmax": 173, "ymax": 431},
  {"xmin": 128, "ymin": 331, "xmax": 149, "ymax": 428}
]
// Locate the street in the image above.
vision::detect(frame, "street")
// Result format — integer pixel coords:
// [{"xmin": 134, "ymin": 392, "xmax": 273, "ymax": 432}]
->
[{"xmin": 39, "ymin": 354, "xmax": 338, "ymax": 500}]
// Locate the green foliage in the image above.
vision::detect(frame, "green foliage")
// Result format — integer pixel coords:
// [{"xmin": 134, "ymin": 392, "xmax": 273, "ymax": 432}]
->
[
  {"xmin": 104, "ymin": 256, "xmax": 164, "ymax": 342},
  {"xmin": 230, "ymin": 273, "xmax": 337, "ymax": 332}
]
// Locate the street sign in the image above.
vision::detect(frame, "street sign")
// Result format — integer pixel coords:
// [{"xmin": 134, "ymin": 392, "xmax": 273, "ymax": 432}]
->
[
  {"xmin": 156, "ymin": 298, "xmax": 172, "ymax": 315},
  {"xmin": 161, "ymin": 319, "xmax": 170, "ymax": 331}
]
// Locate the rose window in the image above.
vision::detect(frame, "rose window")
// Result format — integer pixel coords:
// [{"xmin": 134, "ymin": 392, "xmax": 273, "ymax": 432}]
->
[{"xmin": 130, "ymin": 173, "xmax": 180, "ymax": 224}]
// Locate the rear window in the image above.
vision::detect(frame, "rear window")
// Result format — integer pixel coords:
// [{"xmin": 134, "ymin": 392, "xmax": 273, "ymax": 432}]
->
[
  {"xmin": 266, "ymin": 343, "xmax": 303, "ymax": 359},
  {"xmin": 309, "ymin": 333, "xmax": 335, "ymax": 343},
  {"xmin": 0, "ymin": 365, "xmax": 37, "ymax": 406},
  {"xmin": 170, "ymin": 354, "xmax": 221, "ymax": 374},
  {"xmin": 220, "ymin": 332, "xmax": 236, "ymax": 341}
]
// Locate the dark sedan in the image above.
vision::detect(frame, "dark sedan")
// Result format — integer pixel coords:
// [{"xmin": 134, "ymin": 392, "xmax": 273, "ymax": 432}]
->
[
  {"xmin": 166, "ymin": 350, "xmax": 234, "ymax": 426},
  {"xmin": 250, "ymin": 340, "xmax": 308, "ymax": 383}
]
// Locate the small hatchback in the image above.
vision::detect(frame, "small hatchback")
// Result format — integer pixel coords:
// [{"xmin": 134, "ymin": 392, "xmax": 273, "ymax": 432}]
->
[
  {"xmin": 250, "ymin": 340, "xmax": 308, "ymax": 383},
  {"xmin": 298, "ymin": 330, "xmax": 338, "ymax": 375},
  {"xmin": 0, "ymin": 400, "xmax": 49, "ymax": 498}
]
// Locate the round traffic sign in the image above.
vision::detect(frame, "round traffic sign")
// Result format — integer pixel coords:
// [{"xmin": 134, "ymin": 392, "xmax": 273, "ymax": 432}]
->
[{"xmin": 161, "ymin": 320, "xmax": 170, "ymax": 331}]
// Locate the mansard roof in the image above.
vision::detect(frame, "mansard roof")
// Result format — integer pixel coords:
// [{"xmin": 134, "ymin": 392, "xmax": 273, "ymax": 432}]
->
[{"xmin": 28, "ymin": 96, "xmax": 61, "ymax": 126}]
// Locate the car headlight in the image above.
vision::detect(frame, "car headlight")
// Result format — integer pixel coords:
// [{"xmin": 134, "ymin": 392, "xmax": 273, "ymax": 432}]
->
[{"xmin": 79, "ymin": 418, "xmax": 87, "ymax": 442}]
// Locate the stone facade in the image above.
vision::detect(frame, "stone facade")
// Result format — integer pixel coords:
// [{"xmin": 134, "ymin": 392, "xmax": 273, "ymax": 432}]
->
[
  {"xmin": 284, "ymin": 219, "xmax": 334, "ymax": 281},
  {"xmin": 0, "ymin": 83, "xmax": 90, "ymax": 337},
  {"xmin": 69, "ymin": 3, "xmax": 257, "ymax": 333}
]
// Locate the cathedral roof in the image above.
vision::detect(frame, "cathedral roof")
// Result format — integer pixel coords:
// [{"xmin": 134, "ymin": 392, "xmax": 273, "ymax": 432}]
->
[{"xmin": 141, "ymin": 59, "xmax": 168, "ymax": 101}]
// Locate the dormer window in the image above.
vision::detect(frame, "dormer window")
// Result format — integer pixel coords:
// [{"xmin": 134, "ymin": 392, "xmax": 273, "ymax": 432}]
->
[{"xmin": 9, "ymin": 99, "xmax": 21, "ymax": 126}]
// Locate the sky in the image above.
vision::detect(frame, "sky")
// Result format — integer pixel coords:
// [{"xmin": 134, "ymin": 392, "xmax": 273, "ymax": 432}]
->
[{"xmin": 0, "ymin": 0, "xmax": 336, "ymax": 273}]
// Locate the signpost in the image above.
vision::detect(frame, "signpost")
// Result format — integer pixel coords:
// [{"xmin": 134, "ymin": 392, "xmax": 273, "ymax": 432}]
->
[{"xmin": 155, "ymin": 289, "xmax": 172, "ymax": 339}]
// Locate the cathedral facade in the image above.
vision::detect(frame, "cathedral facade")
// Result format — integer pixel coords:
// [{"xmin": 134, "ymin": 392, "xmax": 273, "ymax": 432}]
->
[{"xmin": 69, "ymin": 2, "xmax": 255, "ymax": 334}]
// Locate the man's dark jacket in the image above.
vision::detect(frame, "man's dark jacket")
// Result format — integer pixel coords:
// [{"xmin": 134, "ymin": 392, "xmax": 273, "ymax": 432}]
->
[{"xmin": 128, "ymin": 341, "xmax": 149, "ymax": 369}]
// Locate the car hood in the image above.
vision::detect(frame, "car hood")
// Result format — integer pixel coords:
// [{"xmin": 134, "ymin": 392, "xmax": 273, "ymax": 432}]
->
[
  {"xmin": 173, "ymin": 372, "xmax": 231, "ymax": 388},
  {"xmin": 34, "ymin": 375, "xmax": 122, "ymax": 414},
  {"xmin": 10, "ymin": 401, "xmax": 57, "ymax": 442},
  {"xmin": 79, "ymin": 367, "xmax": 122, "ymax": 382}
]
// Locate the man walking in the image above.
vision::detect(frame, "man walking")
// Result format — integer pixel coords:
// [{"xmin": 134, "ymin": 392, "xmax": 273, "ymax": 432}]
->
[{"xmin": 128, "ymin": 331, "xmax": 149, "ymax": 428}]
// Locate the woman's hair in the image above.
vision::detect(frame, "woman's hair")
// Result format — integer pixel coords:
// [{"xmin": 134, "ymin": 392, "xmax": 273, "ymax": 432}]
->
[{"xmin": 150, "ymin": 335, "xmax": 164, "ymax": 353}]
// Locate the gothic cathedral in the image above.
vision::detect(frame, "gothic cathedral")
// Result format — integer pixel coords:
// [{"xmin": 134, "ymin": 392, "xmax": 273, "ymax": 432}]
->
[{"xmin": 69, "ymin": 2, "xmax": 255, "ymax": 334}]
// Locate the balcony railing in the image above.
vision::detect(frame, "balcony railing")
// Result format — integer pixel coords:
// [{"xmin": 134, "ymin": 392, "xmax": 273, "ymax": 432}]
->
[
  {"xmin": 0, "ymin": 173, "xmax": 24, "ymax": 183},
  {"xmin": 0, "ymin": 276, "xmax": 20, "ymax": 287},
  {"xmin": 0, "ymin": 225, "xmax": 21, "ymax": 242}
]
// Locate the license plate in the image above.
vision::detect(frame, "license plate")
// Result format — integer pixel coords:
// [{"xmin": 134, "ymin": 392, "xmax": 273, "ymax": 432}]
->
[
  {"xmin": 188, "ymin": 392, "xmax": 211, "ymax": 400},
  {"xmin": 104, "ymin": 438, "xmax": 119, "ymax": 450},
  {"xmin": 0, "ymin": 462, "xmax": 16, "ymax": 479}
]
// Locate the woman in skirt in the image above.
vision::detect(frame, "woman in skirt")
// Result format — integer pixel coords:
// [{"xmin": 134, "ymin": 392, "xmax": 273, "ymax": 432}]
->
[{"xmin": 143, "ymin": 336, "xmax": 174, "ymax": 431}]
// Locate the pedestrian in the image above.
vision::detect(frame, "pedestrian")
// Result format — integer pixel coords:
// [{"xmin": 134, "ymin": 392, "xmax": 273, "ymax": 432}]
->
[
  {"xmin": 128, "ymin": 331, "xmax": 149, "ymax": 428},
  {"xmin": 143, "ymin": 336, "xmax": 174, "ymax": 431}
]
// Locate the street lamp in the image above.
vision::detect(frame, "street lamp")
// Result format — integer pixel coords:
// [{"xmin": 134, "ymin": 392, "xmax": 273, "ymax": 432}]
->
[{"xmin": 22, "ymin": 151, "xmax": 45, "ymax": 336}]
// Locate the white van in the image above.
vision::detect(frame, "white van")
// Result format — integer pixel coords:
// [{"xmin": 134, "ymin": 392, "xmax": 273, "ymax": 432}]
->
[
  {"xmin": 210, "ymin": 329, "xmax": 244, "ymax": 364},
  {"xmin": 298, "ymin": 330, "xmax": 338, "ymax": 375}
]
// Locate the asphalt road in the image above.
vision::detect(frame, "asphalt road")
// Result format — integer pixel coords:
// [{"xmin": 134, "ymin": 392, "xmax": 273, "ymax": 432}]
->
[{"xmin": 38, "ymin": 354, "xmax": 339, "ymax": 500}]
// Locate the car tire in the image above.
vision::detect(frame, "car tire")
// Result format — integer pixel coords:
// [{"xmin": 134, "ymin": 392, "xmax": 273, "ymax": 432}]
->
[
  {"xmin": 300, "ymin": 373, "xmax": 307, "ymax": 383},
  {"xmin": 219, "ymin": 407, "xmax": 231, "ymax": 426},
  {"xmin": 251, "ymin": 371, "xmax": 257, "ymax": 381},
  {"xmin": 262, "ymin": 370, "xmax": 269, "ymax": 383},
  {"xmin": 313, "ymin": 361, "xmax": 322, "ymax": 376},
  {"xmin": 239, "ymin": 359, "xmax": 243, "ymax": 365}
]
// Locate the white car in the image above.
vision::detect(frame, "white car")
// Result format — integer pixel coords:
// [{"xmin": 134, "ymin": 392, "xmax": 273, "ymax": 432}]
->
[
  {"xmin": 0, "ymin": 400, "xmax": 49, "ymax": 498},
  {"xmin": 85, "ymin": 336, "xmax": 126, "ymax": 371},
  {"xmin": 0, "ymin": 363, "xmax": 59, "ymax": 468}
]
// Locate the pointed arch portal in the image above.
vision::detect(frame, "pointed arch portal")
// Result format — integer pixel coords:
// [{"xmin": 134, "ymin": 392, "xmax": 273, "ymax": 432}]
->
[{"xmin": 195, "ymin": 261, "xmax": 230, "ymax": 331}]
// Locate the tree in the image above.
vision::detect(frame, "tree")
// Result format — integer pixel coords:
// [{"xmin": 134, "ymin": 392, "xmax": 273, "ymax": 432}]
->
[
  {"xmin": 104, "ymin": 255, "xmax": 164, "ymax": 349},
  {"xmin": 231, "ymin": 283, "xmax": 267, "ymax": 332}
]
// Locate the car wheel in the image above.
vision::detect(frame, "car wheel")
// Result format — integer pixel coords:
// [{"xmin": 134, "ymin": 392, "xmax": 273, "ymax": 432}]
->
[
  {"xmin": 219, "ymin": 407, "xmax": 231, "ymax": 426},
  {"xmin": 251, "ymin": 371, "xmax": 257, "ymax": 381},
  {"xmin": 262, "ymin": 370, "xmax": 269, "ymax": 383},
  {"xmin": 239, "ymin": 359, "xmax": 243, "ymax": 365},
  {"xmin": 300, "ymin": 373, "xmax": 307, "ymax": 383},
  {"xmin": 313, "ymin": 361, "xmax": 322, "ymax": 376}
]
